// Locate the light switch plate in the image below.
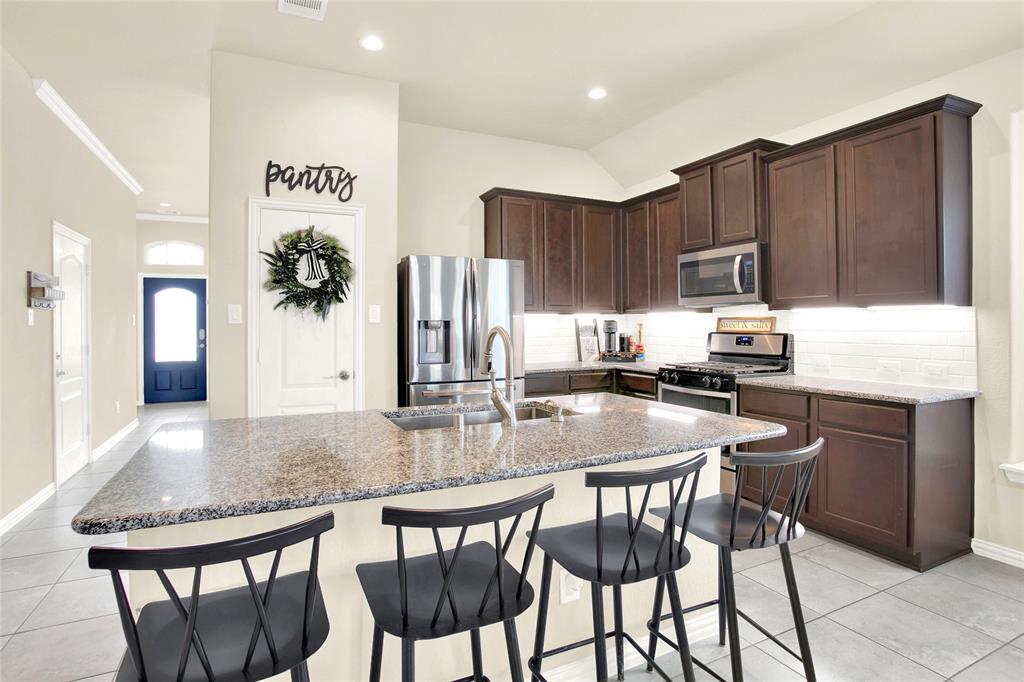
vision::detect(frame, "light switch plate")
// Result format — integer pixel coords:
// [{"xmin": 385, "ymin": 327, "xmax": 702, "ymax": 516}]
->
[
  {"xmin": 27, "ymin": 309, "xmax": 34, "ymax": 326},
  {"xmin": 227, "ymin": 304, "xmax": 243, "ymax": 325},
  {"xmin": 368, "ymin": 304, "xmax": 381, "ymax": 324}
]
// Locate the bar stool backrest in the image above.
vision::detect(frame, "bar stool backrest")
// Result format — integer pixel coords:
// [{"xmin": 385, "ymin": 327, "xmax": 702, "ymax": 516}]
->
[
  {"xmin": 584, "ymin": 452, "xmax": 707, "ymax": 582},
  {"xmin": 380, "ymin": 484, "xmax": 554, "ymax": 628},
  {"xmin": 88, "ymin": 511, "xmax": 335, "ymax": 682},
  {"xmin": 729, "ymin": 437, "xmax": 824, "ymax": 548}
]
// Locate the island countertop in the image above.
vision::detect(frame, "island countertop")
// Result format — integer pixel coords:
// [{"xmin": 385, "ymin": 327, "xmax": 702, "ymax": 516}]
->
[{"xmin": 73, "ymin": 393, "xmax": 784, "ymax": 535}]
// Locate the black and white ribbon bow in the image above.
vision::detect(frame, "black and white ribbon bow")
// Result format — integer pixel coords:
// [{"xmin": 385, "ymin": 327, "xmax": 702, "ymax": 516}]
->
[{"xmin": 296, "ymin": 237, "xmax": 327, "ymax": 281}]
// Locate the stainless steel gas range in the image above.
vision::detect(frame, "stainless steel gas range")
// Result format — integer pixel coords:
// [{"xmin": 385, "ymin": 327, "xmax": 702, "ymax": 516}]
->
[{"xmin": 657, "ymin": 332, "xmax": 793, "ymax": 486}]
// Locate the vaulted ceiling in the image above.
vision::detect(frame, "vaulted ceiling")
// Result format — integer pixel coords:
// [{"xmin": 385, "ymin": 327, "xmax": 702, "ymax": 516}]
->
[{"xmin": 3, "ymin": 1, "xmax": 1021, "ymax": 215}]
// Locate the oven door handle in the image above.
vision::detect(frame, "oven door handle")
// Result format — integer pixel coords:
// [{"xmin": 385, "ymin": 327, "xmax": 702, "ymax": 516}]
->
[
  {"xmin": 659, "ymin": 383, "xmax": 732, "ymax": 399},
  {"xmin": 733, "ymin": 255, "xmax": 743, "ymax": 294}
]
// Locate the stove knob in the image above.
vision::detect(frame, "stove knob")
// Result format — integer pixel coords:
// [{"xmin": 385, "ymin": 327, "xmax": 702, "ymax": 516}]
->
[
  {"xmin": 712, "ymin": 377, "xmax": 723, "ymax": 390},
  {"xmin": 670, "ymin": 372, "xmax": 680, "ymax": 384},
  {"xmin": 701, "ymin": 376, "xmax": 712, "ymax": 388}
]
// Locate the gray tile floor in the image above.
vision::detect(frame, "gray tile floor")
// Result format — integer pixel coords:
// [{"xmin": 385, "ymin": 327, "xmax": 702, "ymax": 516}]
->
[
  {"xmin": 0, "ymin": 402, "xmax": 208, "ymax": 682},
  {"xmin": 1, "ymin": 401, "xmax": 1022, "ymax": 681},
  {"xmin": 631, "ymin": 534, "xmax": 1024, "ymax": 682}
]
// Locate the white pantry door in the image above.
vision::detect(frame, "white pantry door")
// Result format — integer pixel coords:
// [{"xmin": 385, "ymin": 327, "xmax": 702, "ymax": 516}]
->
[
  {"xmin": 256, "ymin": 207, "xmax": 359, "ymax": 417},
  {"xmin": 53, "ymin": 226, "xmax": 91, "ymax": 485}
]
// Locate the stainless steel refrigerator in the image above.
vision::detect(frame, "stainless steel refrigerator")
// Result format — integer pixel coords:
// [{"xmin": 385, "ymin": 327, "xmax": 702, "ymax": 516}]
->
[{"xmin": 398, "ymin": 256, "xmax": 525, "ymax": 407}]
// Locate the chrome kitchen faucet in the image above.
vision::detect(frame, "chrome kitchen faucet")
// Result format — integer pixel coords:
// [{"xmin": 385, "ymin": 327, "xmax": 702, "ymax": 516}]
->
[{"xmin": 483, "ymin": 325, "xmax": 516, "ymax": 426}]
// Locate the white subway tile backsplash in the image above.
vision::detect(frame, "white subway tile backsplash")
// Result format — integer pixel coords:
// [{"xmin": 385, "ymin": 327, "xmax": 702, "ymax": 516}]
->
[{"xmin": 525, "ymin": 304, "xmax": 977, "ymax": 391}]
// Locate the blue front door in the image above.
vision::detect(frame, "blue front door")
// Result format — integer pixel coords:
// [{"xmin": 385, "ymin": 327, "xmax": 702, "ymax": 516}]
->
[{"xmin": 143, "ymin": 277, "xmax": 207, "ymax": 403}]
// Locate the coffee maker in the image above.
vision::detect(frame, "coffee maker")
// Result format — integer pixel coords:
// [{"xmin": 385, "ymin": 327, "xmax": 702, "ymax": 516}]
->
[{"xmin": 603, "ymin": 320, "xmax": 618, "ymax": 352}]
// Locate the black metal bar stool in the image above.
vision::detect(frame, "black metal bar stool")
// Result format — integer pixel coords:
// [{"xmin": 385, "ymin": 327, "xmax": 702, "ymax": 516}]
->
[
  {"xmin": 88, "ymin": 511, "xmax": 335, "ymax": 682},
  {"xmin": 356, "ymin": 484, "xmax": 554, "ymax": 682},
  {"xmin": 529, "ymin": 452, "xmax": 708, "ymax": 682},
  {"xmin": 646, "ymin": 437, "xmax": 824, "ymax": 682}
]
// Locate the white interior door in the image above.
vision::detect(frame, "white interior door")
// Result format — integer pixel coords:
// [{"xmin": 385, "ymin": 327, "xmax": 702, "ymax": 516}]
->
[
  {"xmin": 256, "ymin": 207, "xmax": 361, "ymax": 417},
  {"xmin": 53, "ymin": 225, "xmax": 91, "ymax": 485}
]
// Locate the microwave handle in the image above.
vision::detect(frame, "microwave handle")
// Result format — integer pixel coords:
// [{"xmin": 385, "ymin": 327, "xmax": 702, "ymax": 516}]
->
[{"xmin": 733, "ymin": 255, "xmax": 743, "ymax": 293}]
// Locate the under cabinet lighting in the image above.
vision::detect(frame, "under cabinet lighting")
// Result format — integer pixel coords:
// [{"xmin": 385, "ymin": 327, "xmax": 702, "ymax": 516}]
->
[{"xmin": 360, "ymin": 35, "xmax": 384, "ymax": 51}]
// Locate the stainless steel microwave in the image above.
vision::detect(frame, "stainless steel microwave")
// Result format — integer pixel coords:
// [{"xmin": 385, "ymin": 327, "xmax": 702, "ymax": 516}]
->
[{"xmin": 678, "ymin": 242, "xmax": 761, "ymax": 307}]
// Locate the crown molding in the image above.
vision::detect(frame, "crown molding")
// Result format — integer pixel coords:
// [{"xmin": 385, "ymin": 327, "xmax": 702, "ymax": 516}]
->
[
  {"xmin": 136, "ymin": 212, "xmax": 209, "ymax": 224},
  {"xmin": 32, "ymin": 78, "xmax": 144, "ymax": 195}
]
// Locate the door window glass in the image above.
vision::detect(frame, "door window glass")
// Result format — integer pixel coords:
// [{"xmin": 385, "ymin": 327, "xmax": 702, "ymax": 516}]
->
[{"xmin": 154, "ymin": 288, "xmax": 197, "ymax": 362}]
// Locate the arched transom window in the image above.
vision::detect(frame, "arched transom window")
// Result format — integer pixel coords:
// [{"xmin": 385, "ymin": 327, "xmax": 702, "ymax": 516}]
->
[{"xmin": 144, "ymin": 241, "xmax": 204, "ymax": 266}]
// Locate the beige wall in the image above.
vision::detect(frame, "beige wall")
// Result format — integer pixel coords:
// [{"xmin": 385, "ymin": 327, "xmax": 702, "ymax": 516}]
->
[
  {"xmin": 1, "ymin": 50, "xmax": 137, "ymax": 516},
  {"xmin": 136, "ymin": 219, "xmax": 208, "ymax": 275},
  {"xmin": 398, "ymin": 122, "xmax": 623, "ymax": 258},
  {"xmin": 208, "ymin": 52, "xmax": 399, "ymax": 418},
  {"xmin": 605, "ymin": 49, "xmax": 1024, "ymax": 553}
]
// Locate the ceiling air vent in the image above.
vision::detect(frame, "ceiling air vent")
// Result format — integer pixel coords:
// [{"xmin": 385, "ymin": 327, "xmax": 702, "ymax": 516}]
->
[{"xmin": 277, "ymin": 0, "xmax": 327, "ymax": 21}]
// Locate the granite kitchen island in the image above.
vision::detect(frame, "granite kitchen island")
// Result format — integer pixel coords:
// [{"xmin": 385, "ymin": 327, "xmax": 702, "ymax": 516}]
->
[{"xmin": 74, "ymin": 393, "xmax": 784, "ymax": 681}]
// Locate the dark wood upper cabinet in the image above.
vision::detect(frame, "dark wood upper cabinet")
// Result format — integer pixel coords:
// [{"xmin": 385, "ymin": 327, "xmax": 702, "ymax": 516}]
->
[
  {"xmin": 622, "ymin": 202, "xmax": 652, "ymax": 312},
  {"xmin": 763, "ymin": 95, "xmax": 979, "ymax": 309},
  {"xmin": 839, "ymin": 116, "xmax": 938, "ymax": 306},
  {"xmin": 767, "ymin": 146, "xmax": 839, "ymax": 308},
  {"xmin": 483, "ymin": 195, "xmax": 542, "ymax": 311},
  {"xmin": 679, "ymin": 167, "xmax": 713, "ymax": 251},
  {"xmin": 541, "ymin": 200, "xmax": 579, "ymax": 312},
  {"xmin": 578, "ymin": 204, "xmax": 618, "ymax": 312},
  {"xmin": 651, "ymin": 192, "xmax": 682, "ymax": 308},
  {"xmin": 714, "ymin": 152, "xmax": 757, "ymax": 244},
  {"xmin": 674, "ymin": 139, "xmax": 785, "ymax": 254}
]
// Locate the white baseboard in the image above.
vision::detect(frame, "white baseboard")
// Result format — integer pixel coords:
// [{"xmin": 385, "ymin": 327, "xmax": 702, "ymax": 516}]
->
[
  {"xmin": 0, "ymin": 483, "xmax": 56, "ymax": 536},
  {"xmin": 542, "ymin": 611, "xmax": 717, "ymax": 681},
  {"xmin": 91, "ymin": 418, "xmax": 139, "ymax": 461},
  {"xmin": 971, "ymin": 538, "xmax": 1024, "ymax": 569}
]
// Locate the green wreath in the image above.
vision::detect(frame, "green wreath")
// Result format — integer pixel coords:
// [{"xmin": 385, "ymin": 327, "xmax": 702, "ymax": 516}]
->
[{"xmin": 260, "ymin": 226, "xmax": 353, "ymax": 320}]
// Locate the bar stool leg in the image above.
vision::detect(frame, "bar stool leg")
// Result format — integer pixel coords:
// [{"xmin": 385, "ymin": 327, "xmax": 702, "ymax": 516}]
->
[
  {"xmin": 531, "ymin": 553, "xmax": 553, "ymax": 682},
  {"xmin": 471, "ymin": 628, "xmax": 484, "ymax": 682},
  {"xmin": 780, "ymin": 544, "xmax": 816, "ymax": 682},
  {"xmin": 717, "ymin": 551, "xmax": 727, "ymax": 646},
  {"xmin": 612, "ymin": 586, "xmax": 625, "ymax": 680},
  {"xmin": 590, "ymin": 582, "xmax": 608, "ymax": 682},
  {"xmin": 646, "ymin": 575, "xmax": 666, "ymax": 671},
  {"xmin": 665, "ymin": 573, "xmax": 696, "ymax": 682},
  {"xmin": 290, "ymin": 661, "xmax": 311, "ymax": 682},
  {"xmin": 504, "ymin": 619, "xmax": 525, "ymax": 682},
  {"xmin": 369, "ymin": 624, "xmax": 384, "ymax": 682},
  {"xmin": 719, "ymin": 547, "xmax": 744, "ymax": 682},
  {"xmin": 401, "ymin": 637, "xmax": 415, "ymax": 682}
]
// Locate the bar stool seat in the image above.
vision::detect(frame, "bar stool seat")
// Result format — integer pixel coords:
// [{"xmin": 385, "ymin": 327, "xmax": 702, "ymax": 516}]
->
[
  {"xmin": 532, "ymin": 513, "xmax": 691, "ymax": 585},
  {"xmin": 115, "ymin": 571, "xmax": 329, "ymax": 682},
  {"xmin": 356, "ymin": 540, "xmax": 534, "ymax": 640},
  {"xmin": 650, "ymin": 493, "xmax": 804, "ymax": 550}
]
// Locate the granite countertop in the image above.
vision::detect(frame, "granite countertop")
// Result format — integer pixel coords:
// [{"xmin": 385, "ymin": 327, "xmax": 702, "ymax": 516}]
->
[
  {"xmin": 73, "ymin": 393, "xmax": 784, "ymax": 535},
  {"xmin": 736, "ymin": 375, "xmax": 979, "ymax": 405},
  {"xmin": 525, "ymin": 360, "xmax": 663, "ymax": 375}
]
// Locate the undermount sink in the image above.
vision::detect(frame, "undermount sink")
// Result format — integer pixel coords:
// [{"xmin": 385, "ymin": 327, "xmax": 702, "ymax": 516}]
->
[{"xmin": 387, "ymin": 404, "xmax": 575, "ymax": 431}]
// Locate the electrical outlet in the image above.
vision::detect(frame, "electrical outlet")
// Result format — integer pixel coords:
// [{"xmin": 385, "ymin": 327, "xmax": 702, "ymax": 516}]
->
[
  {"xmin": 27, "ymin": 309, "xmax": 34, "ymax": 326},
  {"xmin": 560, "ymin": 569, "xmax": 583, "ymax": 604},
  {"xmin": 809, "ymin": 356, "xmax": 830, "ymax": 373},
  {"xmin": 923, "ymin": 362, "xmax": 949, "ymax": 378}
]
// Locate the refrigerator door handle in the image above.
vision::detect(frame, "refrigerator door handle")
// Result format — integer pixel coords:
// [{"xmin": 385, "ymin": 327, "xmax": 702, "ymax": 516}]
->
[
  {"xmin": 463, "ymin": 269, "xmax": 473, "ymax": 372},
  {"xmin": 469, "ymin": 262, "xmax": 479, "ymax": 373}
]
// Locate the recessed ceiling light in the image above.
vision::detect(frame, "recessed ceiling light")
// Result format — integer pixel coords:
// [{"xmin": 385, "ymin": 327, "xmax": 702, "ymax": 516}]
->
[
  {"xmin": 588, "ymin": 87, "xmax": 607, "ymax": 100},
  {"xmin": 360, "ymin": 35, "xmax": 384, "ymax": 51},
  {"xmin": 159, "ymin": 202, "xmax": 172, "ymax": 207}
]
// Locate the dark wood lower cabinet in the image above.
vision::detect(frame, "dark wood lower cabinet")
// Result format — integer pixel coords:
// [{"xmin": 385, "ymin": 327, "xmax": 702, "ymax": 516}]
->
[{"xmin": 738, "ymin": 385, "xmax": 973, "ymax": 571}]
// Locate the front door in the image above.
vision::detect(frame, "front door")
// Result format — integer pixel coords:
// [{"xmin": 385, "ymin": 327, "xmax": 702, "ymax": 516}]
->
[
  {"xmin": 143, "ymin": 277, "xmax": 207, "ymax": 403},
  {"xmin": 54, "ymin": 226, "xmax": 91, "ymax": 485},
  {"xmin": 255, "ymin": 207, "xmax": 359, "ymax": 416}
]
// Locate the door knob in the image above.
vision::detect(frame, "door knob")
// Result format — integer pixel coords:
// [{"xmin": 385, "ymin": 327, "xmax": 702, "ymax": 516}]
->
[
  {"xmin": 338, "ymin": 370, "xmax": 351, "ymax": 380},
  {"xmin": 56, "ymin": 370, "xmax": 68, "ymax": 377}
]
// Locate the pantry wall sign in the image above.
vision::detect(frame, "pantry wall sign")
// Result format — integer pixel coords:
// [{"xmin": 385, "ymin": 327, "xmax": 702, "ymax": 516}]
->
[{"xmin": 264, "ymin": 160, "xmax": 358, "ymax": 203}]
